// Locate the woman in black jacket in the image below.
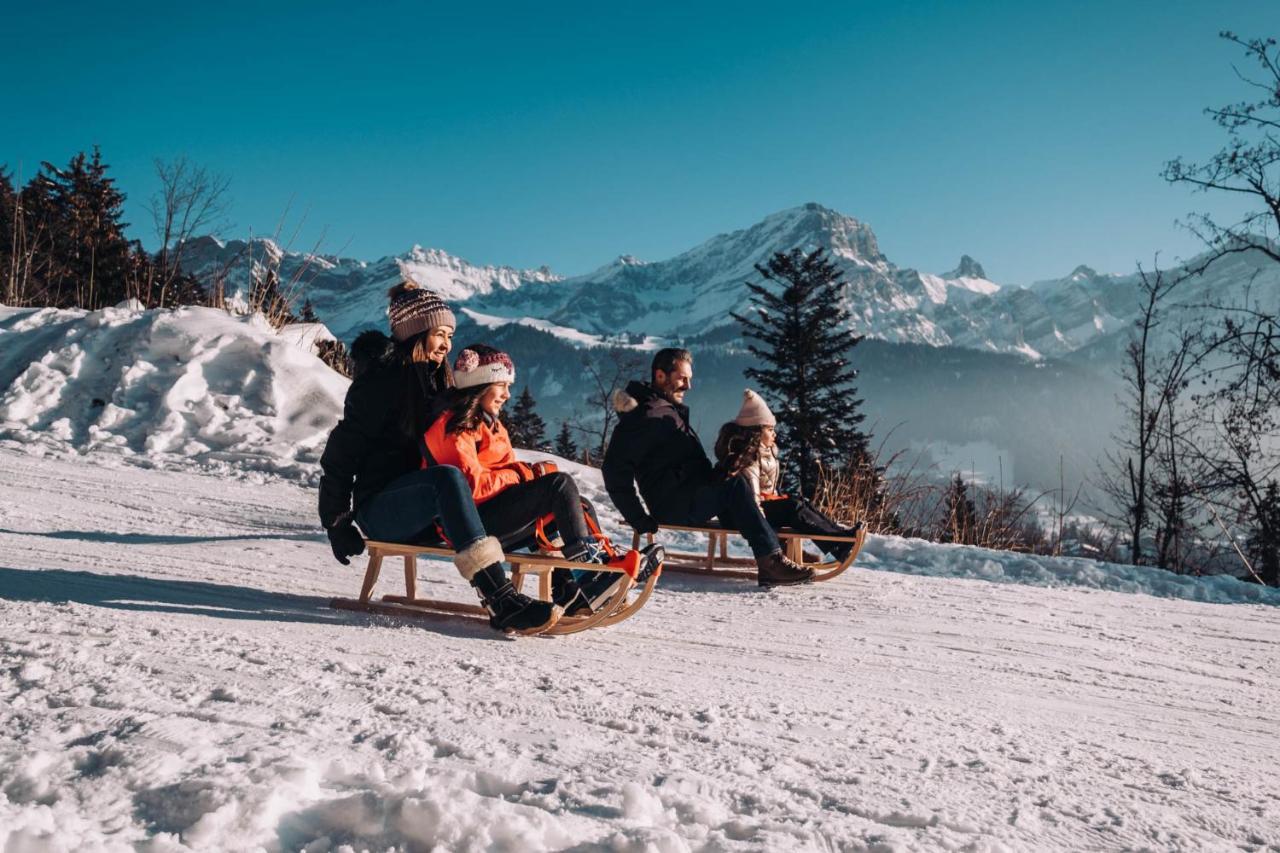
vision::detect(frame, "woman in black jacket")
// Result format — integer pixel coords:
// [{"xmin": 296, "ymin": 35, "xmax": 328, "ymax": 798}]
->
[{"xmin": 317, "ymin": 282, "xmax": 561, "ymax": 635}]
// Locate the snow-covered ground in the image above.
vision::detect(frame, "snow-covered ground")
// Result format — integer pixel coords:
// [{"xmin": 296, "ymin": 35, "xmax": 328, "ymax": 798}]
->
[
  {"xmin": 2, "ymin": 446, "xmax": 1278, "ymax": 852},
  {"xmin": 3, "ymin": 303, "xmax": 1279, "ymax": 851}
]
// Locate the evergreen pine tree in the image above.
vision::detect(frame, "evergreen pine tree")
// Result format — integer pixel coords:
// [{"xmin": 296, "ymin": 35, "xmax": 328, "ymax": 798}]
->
[
  {"xmin": 0, "ymin": 167, "xmax": 14, "ymax": 304},
  {"xmin": 17, "ymin": 169, "xmax": 62, "ymax": 305},
  {"xmin": 553, "ymin": 421, "xmax": 578, "ymax": 460},
  {"xmin": 248, "ymin": 263, "xmax": 297, "ymax": 327},
  {"xmin": 731, "ymin": 247, "xmax": 868, "ymax": 498},
  {"xmin": 160, "ymin": 266, "xmax": 205, "ymax": 307},
  {"xmin": 43, "ymin": 148, "xmax": 134, "ymax": 308},
  {"xmin": 943, "ymin": 473, "xmax": 977, "ymax": 544},
  {"xmin": 507, "ymin": 386, "xmax": 549, "ymax": 451}
]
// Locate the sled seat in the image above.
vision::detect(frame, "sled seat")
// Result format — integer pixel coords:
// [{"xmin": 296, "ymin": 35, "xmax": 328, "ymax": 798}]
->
[
  {"xmin": 631, "ymin": 523, "xmax": 866, "ymax": 582},
  {"xmin": 329, "ymin": 539, "xmax": 663, "ymax": 636}
]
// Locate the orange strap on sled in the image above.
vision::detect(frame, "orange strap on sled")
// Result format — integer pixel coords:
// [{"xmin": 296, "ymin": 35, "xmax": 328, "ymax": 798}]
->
[{"xmin": 533, "ymin": 498, "xmax": 618, "ymax": 559}]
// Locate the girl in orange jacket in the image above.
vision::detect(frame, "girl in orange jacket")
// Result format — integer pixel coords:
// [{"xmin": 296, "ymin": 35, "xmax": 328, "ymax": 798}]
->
[{"xmin": 423, "ymin": 345, "xmax": 662, "ymax": 613}]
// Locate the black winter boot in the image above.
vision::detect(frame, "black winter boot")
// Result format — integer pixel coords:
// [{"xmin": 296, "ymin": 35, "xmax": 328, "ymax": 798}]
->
[
  {"xmin": 756, "ymin": 550, "xmax": 815, "ymax": 587},
  {"xmin": 575, "ymin": 542, "xmax": 666, "ymax": 609},
  {"xmin": 471, "ymin": 563, "xmax": 563, "ymax": 635},
  {"xmin": 551, "ymin": 569, "xmax": 592, "ymax": 617},
  {"xmin": 635, "ymin": 543, "xmax": 665, "ymax": 583}
]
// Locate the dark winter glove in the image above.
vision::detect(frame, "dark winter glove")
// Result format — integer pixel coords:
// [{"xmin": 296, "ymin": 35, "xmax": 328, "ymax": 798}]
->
[
  {"xmin": 633, "ymin": 515, "xmax": 660, "ymax": 536},
  {"xmin": 327, "ymin": 521, "xmax": 366, "ymax": 565}
]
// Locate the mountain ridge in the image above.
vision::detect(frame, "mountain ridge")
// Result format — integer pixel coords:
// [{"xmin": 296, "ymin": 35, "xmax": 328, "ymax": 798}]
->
[{"xmin": 181, "ymin": 204, "xmax": 1280, "ymax": 361}]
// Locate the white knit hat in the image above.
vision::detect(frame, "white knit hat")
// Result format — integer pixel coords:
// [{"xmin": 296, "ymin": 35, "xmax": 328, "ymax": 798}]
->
[
  {"xmin": 453, "ymin": 346, "xmax": 516, "ymax": 389},
  {"xmin": 734, "ymin": 389, "xmax": 775, "ymax": 427}
]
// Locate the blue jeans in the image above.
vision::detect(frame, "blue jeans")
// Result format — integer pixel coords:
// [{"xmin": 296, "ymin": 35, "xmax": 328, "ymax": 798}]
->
[
  {"xmin": 356, "ymin": 466, "xmax": 488, "ymax": 551},
  {"xmin": 687, "ymin": 473, "xmax": 782, "ymax": 558}
]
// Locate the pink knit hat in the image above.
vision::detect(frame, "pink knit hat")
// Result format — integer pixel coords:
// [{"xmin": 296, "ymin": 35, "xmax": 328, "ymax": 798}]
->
[
  {"xmin": 453, "ymin": 346, "xmax": 516, "ymax": 389},
  {"xmin": 734, "ymin": 389, "xmax": 775, "ymax": 427}
]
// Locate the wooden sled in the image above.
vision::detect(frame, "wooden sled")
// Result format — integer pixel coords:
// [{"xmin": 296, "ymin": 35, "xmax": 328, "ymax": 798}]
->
[
  {"xmin": 631, "ymin": 523, "xmax": 867, "ymax": 583},
  {"xmin": 330, "ymin": 540, "xmax": 663, "ymax": 636}
]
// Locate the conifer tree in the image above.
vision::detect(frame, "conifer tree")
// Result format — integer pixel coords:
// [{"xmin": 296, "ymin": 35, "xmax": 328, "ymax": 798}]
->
[
  {"xmin": 942, "ymin": 473, "xmax": 977, "ymax": 544},
  {"xmin": 1246, "ymin": 481, "xmax": 1280, "ymax": 586},
  {"xmin": 554, "ymin": 421, "xmax": 578, "ymax": 460},
  {"xmin": 17, "ymin": 169, "xmax": 62, "ymax": 305},
  {"xmin": 732, "ymin": 247, "xmax": 868, "ymax": 498},
  {"xmin": 0, "ymin": 167, "xmax": 14, "ymax": 304},
  {"xmin": 48, "ymin": 148, "xmax": 133, "ymax": 308},
  {"xmin": 507, "ymin": 386, "xmax": 549, "ymax": 451},
  {"xmin": 247, "ymin": 263, "xmax": 297, "ymax": 327}
]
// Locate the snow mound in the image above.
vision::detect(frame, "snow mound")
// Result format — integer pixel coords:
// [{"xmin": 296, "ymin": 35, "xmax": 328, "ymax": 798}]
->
[
  {"xmin": 861, "ymin": 534, "xmax": 1280, "ymax": 607},
  {"xmin": 0, "ymin": 303, "xmax": 349, "ymax": 481}
]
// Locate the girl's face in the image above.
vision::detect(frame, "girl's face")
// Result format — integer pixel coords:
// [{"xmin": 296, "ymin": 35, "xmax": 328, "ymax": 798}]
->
[
  {"xmin": 480, "ymin": 382, "xmax": 511, "ymax": 419},
  {"xmin": 759, "ymin": 425, "xmax": 776, "ymax": 448},
  {"xmin": 425, "ymin": 326, "xmax": 454, "ymax": 363}
]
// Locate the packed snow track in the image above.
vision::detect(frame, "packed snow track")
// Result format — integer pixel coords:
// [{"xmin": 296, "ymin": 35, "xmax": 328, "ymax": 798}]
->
[{"xmin": 1, "ymin": 448, "xmax": 1277, "ymax": 851}]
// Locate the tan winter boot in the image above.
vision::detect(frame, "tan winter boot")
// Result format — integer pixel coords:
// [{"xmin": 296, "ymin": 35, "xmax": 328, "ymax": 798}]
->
[{"xmin": 756, "ymin": 550, "xmax": 815, "ymax": 587}]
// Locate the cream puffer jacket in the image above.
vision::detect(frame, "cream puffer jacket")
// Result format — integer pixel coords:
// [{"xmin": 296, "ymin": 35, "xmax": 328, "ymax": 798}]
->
[{"xmin": 740, "ymin": 445, "xmax": 781, "ymax": 507}]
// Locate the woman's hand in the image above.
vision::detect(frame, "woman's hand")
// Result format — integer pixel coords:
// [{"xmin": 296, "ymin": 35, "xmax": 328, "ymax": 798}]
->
[{"xmin": 530, "ymin": 461, "xmax": 559, "ymax": 478}]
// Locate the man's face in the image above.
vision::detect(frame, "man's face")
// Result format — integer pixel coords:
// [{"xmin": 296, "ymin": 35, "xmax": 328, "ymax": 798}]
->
[{"xmin": 654, "ymin": 360, "xmax": 693, "ymax": 404}]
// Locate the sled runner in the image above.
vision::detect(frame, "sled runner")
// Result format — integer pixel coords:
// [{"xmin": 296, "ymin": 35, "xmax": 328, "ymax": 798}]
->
[
  {"xmin": 330, "ymin": 540, "xmax": 663, "ymax": 635},
  {"xmin": 631, "ymin": 524, "xmax": 866, "ymax": 582}
]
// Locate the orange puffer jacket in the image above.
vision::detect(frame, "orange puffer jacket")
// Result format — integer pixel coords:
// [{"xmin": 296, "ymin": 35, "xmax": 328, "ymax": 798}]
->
[{"xmin": 424, "ymin": 412, "xmax": 534, "ymax": 504}]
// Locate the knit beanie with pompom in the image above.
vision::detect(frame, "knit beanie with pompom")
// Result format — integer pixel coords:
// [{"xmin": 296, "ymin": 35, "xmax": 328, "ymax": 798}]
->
[
  {"xmin": 734, "ymin": 389, "xmax": 776, "ymax": 427},
  {"xmin": 453, "ymin": 345, "xmax": 516, "ymax": 389},
  {"xmin": 387, "ymin": 281, "xmax": 456, "ymax": 342}
]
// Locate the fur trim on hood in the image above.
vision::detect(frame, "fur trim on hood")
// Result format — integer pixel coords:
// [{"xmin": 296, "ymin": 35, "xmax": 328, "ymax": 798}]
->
[
  {"xmin": 350, "ymin": 330, "xmax": 396, "ymax": 379},
  {"xmin": 613, "ymin": 388, "xmax": 639, "ymax": 413}
]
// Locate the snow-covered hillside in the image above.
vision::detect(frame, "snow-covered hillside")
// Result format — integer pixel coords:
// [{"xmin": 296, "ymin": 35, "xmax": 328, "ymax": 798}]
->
[
  {"xmin": 2, "ymin": 299, "xmax": 1278, "ymax": 849},
  {"xmin": 2, "ymin": 446, "xmax": 1278, "ymax": 851}
]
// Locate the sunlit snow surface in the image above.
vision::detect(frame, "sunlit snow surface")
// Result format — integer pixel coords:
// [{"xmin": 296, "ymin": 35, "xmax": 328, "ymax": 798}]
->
[{"xmin": 1, "ymin": 304, "xmax": 1278, "ymax": 850}]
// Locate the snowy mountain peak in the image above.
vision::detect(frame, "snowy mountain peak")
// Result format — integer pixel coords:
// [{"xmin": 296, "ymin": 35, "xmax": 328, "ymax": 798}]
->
[
  {"xmin": 1069, "ymin": 264, "xmax": 1098, "ymax": 280},
  {"xmin": 752, "ymin": 203, "xmax": 885, "ymax": 265},
  {"xmin": 946, "ymin": 255, "xmax": 987, "ymax": 280}
]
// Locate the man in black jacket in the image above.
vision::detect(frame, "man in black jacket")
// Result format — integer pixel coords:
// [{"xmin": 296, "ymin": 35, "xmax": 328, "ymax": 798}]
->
[{"xmin": 602, "ymin": 348, "xmax": 812, "ymax": 587}]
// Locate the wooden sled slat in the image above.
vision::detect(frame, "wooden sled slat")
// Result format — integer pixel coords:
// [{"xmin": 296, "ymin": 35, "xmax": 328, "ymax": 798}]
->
[
  {"xmin": 330, "ymin": 537, "xmax": 663, "ymax": 635},
  {"xmin": 329, "ymin": 596, "xmax": 487, "ymax": 623},
  {"xmin": 596, "ymin": 564, "xmax": 664, "ymax": 627},
  {"xmin": 633, "ymin": 524, "xmax": 867, "ymax": 583}
]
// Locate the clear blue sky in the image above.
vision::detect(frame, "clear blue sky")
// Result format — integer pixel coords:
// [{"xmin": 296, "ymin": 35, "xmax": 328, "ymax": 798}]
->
[{"xmin": 2, "ymin": 0, "xmax": 1274, "ymax": 283}]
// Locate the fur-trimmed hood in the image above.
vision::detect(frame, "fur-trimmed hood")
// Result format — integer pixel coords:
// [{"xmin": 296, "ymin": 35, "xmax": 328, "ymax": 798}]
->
[
  {"xmin": 614, "ymin": 380, "xmax": 659, "ymax": 413},
  {"xmin": 614, "ymin": 379, "xmax": 691, "ymax": 425},
  {"xmin": 350, "ymin": 330, "xmax": 397, "ymax": 379},
  {"xmin": 612, "ymin": 387, "xmax": 640, "ymax": 413}
]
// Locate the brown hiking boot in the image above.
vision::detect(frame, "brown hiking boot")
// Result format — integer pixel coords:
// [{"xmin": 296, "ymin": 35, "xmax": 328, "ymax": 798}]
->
[{"xmin": 757, "ymin": 550, "xmax": 815, "ymax": 587}]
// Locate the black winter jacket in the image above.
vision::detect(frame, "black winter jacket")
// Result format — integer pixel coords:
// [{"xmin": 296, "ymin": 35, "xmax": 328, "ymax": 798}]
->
[
  {"xmin": 602, "ymin": 380, "xmax": 713, "ymax": 529},
  {"xmin": 317, "ymin": 331, "xmax": 443, "ymax": 529}
]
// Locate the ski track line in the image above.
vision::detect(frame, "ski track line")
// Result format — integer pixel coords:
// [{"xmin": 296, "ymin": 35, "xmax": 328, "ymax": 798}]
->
[{"xmin": 1, "ymin": 446, "xmax": 1278, "ymax": 851}]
